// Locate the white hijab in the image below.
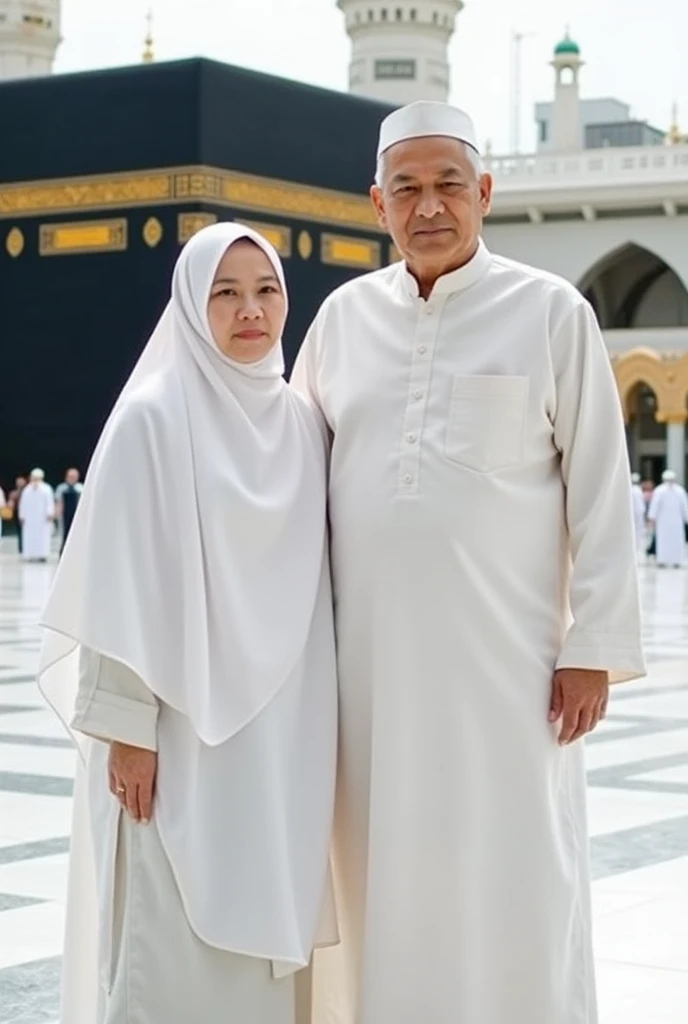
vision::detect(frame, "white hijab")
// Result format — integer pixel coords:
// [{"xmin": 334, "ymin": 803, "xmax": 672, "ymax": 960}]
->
[{"xmin": 39, "ymin": 222, "xmax": 327, "ymax": 746}]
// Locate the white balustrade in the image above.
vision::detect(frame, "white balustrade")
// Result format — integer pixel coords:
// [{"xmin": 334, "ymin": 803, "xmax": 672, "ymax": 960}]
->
[{"xmin": 487, "ymin": 145, "xmax": 688, "ymax": 192}]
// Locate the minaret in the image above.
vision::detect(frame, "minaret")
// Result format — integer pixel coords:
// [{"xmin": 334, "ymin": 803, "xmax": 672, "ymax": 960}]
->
[
  {"xmin": 142, "ymin": 9, "xmax": 155, "ymax": 64},
  {"xmin": 666, "ymin": 103, "xmax": 687, "ymax": 145},
  {"xmin": 337, "ymin": 0, "xmax": 463, "ymax": 105},
  {"xmin": 0, "ymin": 0, "xmax": 61, "ymax": 80},
  {"xmin": 549, "ymin": 30, "xmax": 583, "ymax": 152}
]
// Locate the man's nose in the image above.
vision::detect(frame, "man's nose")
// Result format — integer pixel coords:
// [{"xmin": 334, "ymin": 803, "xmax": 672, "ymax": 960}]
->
[{"xmin": 415, "ymin": 189, "xmax": 445, "ymax": 219}]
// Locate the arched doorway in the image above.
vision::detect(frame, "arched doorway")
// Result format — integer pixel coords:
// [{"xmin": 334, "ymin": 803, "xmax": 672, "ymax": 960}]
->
[
  {"xmin": 626, "ymin": 382, "xmax": 666, "ymax": 482},
  {"xmin": 579, "ymin": 243, "xmax": 688, "ymax": 329}
]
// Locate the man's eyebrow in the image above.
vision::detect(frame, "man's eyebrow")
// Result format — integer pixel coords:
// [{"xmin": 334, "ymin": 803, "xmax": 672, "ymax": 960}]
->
[{"xmin": 389, "ymin": 167, "xmax": 466, "ymax": 185}]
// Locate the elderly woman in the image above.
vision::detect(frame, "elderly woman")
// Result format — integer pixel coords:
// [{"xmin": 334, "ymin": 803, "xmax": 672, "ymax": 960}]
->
[{"xmin": 39, "ymin": 224, "xmax": 337, "ymax": 1024}]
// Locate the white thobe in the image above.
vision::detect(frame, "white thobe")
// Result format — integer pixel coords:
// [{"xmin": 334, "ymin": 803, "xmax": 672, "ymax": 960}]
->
[
  {"xmin": 19, "ymin": 481, "xmax": 54, "ymax": 559},
  {"xmin": 632, "ymin": 484, "xmax": 647, "ymax": 559},
  {"xmin": 649, "ymin": 483, "xmax": 688, "ymax": 566},
  {"xmin": 292, "ymin": 241, "xmax": 645, "ymax": 1024}
]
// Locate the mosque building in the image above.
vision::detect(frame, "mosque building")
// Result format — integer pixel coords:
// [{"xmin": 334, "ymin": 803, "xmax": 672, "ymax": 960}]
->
[{"xmin": 1, "ymin": 1, "xmax": 687, "ymax": 483}]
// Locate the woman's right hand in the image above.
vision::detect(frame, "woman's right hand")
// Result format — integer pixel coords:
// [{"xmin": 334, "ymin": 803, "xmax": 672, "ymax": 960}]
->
[{"xmin": 108, "ymin": 741, "xmax": 158, "ymax": 824}]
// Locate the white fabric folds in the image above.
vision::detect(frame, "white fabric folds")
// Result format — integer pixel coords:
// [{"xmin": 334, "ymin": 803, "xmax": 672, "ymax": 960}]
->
[{"xmin": 39, "ymin": 222, "xmax": 327, "ymax": 747}]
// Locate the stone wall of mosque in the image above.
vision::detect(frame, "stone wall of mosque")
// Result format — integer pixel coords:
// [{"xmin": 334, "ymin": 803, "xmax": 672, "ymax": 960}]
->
[{"xmin": 482, "ymin": 215, "xmax": 688, "ymax": 299}]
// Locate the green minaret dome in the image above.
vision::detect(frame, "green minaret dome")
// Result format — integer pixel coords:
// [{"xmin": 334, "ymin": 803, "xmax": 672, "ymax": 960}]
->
[{"xmin": 554, "ymin": 34, "xmax": 580, "ymax": 56}]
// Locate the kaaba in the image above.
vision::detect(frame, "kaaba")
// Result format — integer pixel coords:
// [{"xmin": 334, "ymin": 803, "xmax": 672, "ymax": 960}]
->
[{"xmin": 0, "ymin": 58, "xmax": 393, "ymax": 484}]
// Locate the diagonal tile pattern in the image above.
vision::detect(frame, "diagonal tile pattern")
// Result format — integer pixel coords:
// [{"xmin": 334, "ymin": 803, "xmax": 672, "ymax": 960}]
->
[{"xmin": 0, "ymin": 544, "xmax": 686, "ymax": 1022}]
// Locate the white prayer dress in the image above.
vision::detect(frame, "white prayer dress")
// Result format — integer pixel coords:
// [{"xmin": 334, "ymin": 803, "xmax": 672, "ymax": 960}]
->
[{"xmin": 38, "ymin": 223, "xmax": 338, "ymax": 1024}]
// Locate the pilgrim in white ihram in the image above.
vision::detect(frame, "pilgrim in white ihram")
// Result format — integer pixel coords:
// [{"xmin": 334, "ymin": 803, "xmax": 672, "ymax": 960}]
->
[
  {"xmin": 631, "ymin": 472, "xmax": 647, "ymax": 561},
  {"xmin": 648, "ymin": 469, "xmax": 688, "ymax": 567},
  {"xmin": 19, "ymin": 468, "xmax": 55, "ymax": 561},
  {"xmin": 293, "ymin": 102, "xmax": 645, "ymax": 1024},
  {"xmin": 38, "ymin": 223, "xmax": 338, "ymax": 1024}
]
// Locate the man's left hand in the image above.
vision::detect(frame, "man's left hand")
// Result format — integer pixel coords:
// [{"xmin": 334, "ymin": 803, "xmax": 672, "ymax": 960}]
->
[{"xmin": 549, "ymin": 668, "xmax": 609, "ymax": 745}]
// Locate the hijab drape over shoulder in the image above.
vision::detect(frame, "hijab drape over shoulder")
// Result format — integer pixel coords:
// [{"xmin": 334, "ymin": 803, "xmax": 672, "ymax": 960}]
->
[{"xmin": 39, "ymin": 223, "xmax": 327, "ymax": 746}]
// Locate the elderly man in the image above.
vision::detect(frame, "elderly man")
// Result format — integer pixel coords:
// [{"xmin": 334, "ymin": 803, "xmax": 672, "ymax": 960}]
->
[
  {"xmin": 648, "ymin": 469, "xmax": 688, "ymax": 567},
  {"xmin": 292, "ymin": 102, "xmax": 645, "ymax": 1024},
  {"xmin": 18, "ymin": 468, "xmax": 55, "ymax": 562}
]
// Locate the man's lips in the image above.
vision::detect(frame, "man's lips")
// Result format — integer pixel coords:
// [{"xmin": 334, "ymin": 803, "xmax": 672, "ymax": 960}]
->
[{"xmin": 413, "ymin": 226, "xmax": 453, "ymax": 236}]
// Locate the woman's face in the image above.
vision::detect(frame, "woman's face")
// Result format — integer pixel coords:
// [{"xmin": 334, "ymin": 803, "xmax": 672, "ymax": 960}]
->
[{"xmin": 207, "ymin": 240, "xmax": 286, "ymax": 363}]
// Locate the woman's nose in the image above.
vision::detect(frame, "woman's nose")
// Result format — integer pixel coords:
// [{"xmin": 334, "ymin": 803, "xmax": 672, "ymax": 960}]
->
[{"xmin": 239, "ymin": 302, "xmax": 263, "ymax": 320}]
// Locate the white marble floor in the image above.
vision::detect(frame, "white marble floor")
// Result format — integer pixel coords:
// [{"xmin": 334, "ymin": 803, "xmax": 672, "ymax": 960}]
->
[{"xmin": 0, "ymin": 549, "xmax": 687, "ymax": 1022}]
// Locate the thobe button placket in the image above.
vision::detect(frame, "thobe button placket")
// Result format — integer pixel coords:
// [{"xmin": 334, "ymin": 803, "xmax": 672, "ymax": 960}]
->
[{"xmin": 397, "ymin": 296, "xmax": 446, "ymax": 496}]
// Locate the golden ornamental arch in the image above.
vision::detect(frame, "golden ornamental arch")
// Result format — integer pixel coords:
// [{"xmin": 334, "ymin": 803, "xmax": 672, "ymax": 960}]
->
[{"xmin": 612, "ymin": 348, "xmax": 688, "ymax": 424}]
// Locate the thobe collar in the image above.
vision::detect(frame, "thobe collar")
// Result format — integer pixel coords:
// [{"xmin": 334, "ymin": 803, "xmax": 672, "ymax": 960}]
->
[{"xmin": 397, "ymin": 237, "xmax": 492, "ymax": 300}]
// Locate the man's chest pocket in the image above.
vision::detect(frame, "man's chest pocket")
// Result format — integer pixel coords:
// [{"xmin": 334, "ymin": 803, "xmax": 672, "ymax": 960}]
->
[{"xmin": 445, "ymin": 375, "xmax": 529, "ymax": 474}]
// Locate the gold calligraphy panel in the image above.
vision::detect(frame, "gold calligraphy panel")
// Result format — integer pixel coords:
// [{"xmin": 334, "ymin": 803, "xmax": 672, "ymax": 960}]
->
[
  {"xmin": 39, "ymin": 218, "xmax": 128, "ymax": 256},
  {"xmin": 236, "ymin": 220, "xmax": 292, "ymax": 258},
  {"xmin": 321, "ymin": 233, "xmax": 381, "ymax": 270},
  {"xmin": 178, "ymin": 212, "xmax": 218, "ymax": 243},
  {"xmin": 2, "ymin": 175, "xmax": 172, "ymax": 218},
  {"xmin": 0, "ymin": 166, "xmax": 382, "ymax": 234}
]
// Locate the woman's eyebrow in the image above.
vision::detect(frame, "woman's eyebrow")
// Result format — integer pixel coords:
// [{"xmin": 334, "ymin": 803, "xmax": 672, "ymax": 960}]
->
[{"xmin": 212, "ymin": 275, "xmax": 279, "ymax": 285}]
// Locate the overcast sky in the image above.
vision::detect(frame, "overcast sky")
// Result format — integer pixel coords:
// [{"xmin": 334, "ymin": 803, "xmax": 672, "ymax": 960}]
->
[{"xmin": 55, "ymin": 0, "xmax": 687, "ymax": 153}]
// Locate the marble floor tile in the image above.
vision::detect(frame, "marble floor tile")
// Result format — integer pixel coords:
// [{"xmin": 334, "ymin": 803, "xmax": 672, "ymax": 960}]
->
[
  {"xmin": 593, "ymin": 895, "xmax": 688, "ymax": 971},
  {"xmin": 586, "ymin": 787, "xmax": 688, "ymax": 837},
  {"xmin": 0, "ymin": 902, "xmax": 65, "ymax": 970},
  {"xmin": 0, "ymin": 854, "xmax": 69, "ymax": 904},
  {"xmin": 596, "ymin": 960, "xmax": 688, "ymax": 1024}
]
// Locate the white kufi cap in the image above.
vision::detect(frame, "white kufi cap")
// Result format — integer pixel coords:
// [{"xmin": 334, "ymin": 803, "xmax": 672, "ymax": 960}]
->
[
  {"xmin": 631, "ymin": 472, "xmax": 641, "ymax": 484},
  {"xmin": 662, "ymin": 469, "xmax": 677, "ymax": 482},
  {"xmin": 377, "ymin": 101, "xmax": 479, "ymax": 160}
]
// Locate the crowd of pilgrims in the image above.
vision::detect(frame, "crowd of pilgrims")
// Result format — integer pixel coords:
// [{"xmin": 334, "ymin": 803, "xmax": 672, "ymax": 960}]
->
[
  {"xmin": 0, "ymin": 467, "xmax": 83, "ymax": 560},
  {"xmin": 1, "ymin": 464, "xmax": 687, "ymax": 567},
  {"xmin": 632, "ymin": 470, "xmax": 688, "ymax": 567},
  {"xmin": 2, "ymin": 465, "xmax": 686, "ymax": 567}
]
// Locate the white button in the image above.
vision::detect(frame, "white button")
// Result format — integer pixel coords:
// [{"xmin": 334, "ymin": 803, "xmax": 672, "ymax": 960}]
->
[
  {"xmin": 417, "ymin": 345, "xmax": 427, "ymax": 355},
  {"xmin": 413, "ymin": 389, "xmax": 423, "ymax": 400},
  {"xmin": 424, "ymin": 306, "xmax": 433, "ymax": 315},
  {"xmin": 403, "ymin": 474, "xmax": 414, "ymax": 485},
  {"xmin": 407, "ymin": 433, "xmax": 418, "ymax": 444}
]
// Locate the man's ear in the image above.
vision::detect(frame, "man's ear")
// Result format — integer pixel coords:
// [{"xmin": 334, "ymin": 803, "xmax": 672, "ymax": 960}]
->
[
  {"xmin": 479, "ymin": 173, "xmax": 493, "ymax": 217},
  {"xmin": 370, "ymin": 185, "xmax": 389, "ymax": 231}
]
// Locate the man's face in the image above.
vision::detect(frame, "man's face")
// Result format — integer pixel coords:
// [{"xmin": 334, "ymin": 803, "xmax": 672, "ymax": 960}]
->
[
  {"xmin": 66, "ymin": 469, "xmax": 79, "ymax": 485},
  {"xmin": 370, "ymin": 136, "xmax": 492, "ymax": 280},
  {"xmin": 16, "ymin": 477, "xmax": 26, "ymax": 489}
]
